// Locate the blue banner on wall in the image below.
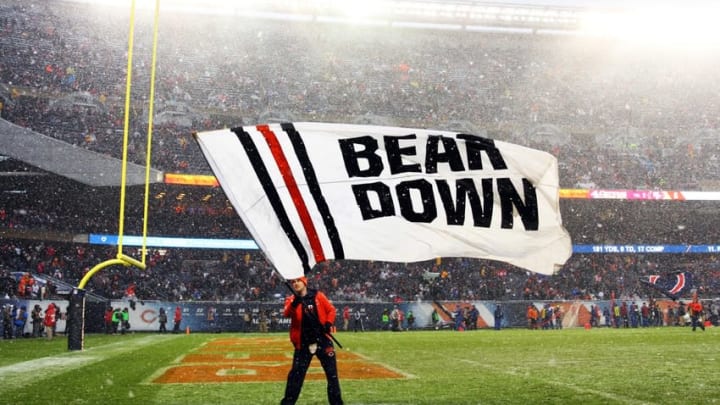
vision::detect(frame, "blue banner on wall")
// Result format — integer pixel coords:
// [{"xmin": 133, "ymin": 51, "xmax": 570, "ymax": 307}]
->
[
  {"xmin": 88, "ymin": 235, "xmax": 720, "ymax": 255},
  {"xmin": 573, "ymin": 244, "xmax": 720, "ymax": 254},
  {"xmin": 89, "ymin": 234, "xmax": 258, "ymax": 249}
]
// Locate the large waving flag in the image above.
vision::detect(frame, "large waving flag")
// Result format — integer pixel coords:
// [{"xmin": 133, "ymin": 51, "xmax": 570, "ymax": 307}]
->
[
  {"xmin": 641, "ymin": 271, "xmax": 692, "ymax": 300},
  {"xmin": 194, "ymin": 122, "xmax": 571, "ymax": 280}
]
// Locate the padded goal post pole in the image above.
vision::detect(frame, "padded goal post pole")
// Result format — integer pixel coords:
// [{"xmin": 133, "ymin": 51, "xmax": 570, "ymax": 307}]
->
[
  {"xmin": 69, "ymin": 255, "xmax": 147, "ymax": 351},
  {"xmin": 67, "ymin": 288, "xmax": 86, "ymax": 351}
]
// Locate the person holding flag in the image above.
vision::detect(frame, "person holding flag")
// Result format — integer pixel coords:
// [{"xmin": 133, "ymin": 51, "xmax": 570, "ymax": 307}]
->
[
  {"xmin": 281, "ymin": 276, "xmax": 343, "ymax": 405},
  {"xmin": 687, "ymin": 292, "xmax": 706, "ymax": 332},
  {"xmin": 195, "ymin": 122, "xmax": 571, "ymax": 405}
]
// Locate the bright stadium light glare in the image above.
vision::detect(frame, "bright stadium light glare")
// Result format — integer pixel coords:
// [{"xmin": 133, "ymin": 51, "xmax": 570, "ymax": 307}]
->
[
  {"xmin": 342, "ymin": 1, "xmax": 384, "ymax": 19},
  {"xmin": 579, "ymin": 4, "xmax": 720, "ymax": 48},
  {"xmin": 392, "ymin": 21, "xmax": 463, "ymax": 30},
  {"xmin": 316, "ymin": 15, "xmax": 390, "ymax": 26},
  {"xmin": 314, "ymin": 0, "xmax": 388, "ymax": 19}
]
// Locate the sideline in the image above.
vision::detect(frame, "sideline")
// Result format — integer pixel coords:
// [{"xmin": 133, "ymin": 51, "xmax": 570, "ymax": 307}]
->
[{"xmin": 0, "ymin": 335, "xmax": 181, "ymax": 387}]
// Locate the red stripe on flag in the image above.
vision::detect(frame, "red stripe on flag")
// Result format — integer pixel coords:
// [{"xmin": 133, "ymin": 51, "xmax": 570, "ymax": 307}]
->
[
  {"xmin": 669, "ymin": 273, "xmax": 685, "ymax": 295},
  {"xmin": 256, "ymin": 125, "xmax": 326, "ymax": 263}
]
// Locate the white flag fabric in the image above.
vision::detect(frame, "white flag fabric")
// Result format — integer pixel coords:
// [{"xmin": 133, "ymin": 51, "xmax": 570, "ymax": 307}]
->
[{"xmin": 195, "ymin": 122, "xmax": 571, "ymax": 280}]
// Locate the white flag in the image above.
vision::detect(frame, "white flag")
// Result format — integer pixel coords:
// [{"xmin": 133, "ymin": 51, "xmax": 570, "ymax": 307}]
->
[{"xmin": 195, "ymin": 122, "xmax": 571, "ymax": 280}]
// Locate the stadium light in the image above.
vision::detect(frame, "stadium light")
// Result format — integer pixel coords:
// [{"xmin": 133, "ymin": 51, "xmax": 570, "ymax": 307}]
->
[
  {"xmin": 392, "ymin": 21, "xmax": 463, "ymax": 30},
  {"xmin": 316, "ymin": 15, "xmax": 390, "ymax": 26}
]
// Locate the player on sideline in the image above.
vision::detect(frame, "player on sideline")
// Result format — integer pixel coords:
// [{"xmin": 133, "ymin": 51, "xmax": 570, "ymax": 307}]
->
[{"xmin": 281, "ymin": 276, "xmax": 343, "ymax": 405}]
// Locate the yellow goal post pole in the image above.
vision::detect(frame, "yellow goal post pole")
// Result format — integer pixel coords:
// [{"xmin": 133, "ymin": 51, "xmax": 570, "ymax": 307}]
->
[
  {"xmin": 77, "ymin": 254, "xmax": 145, "ymax": 291},
  {"xmin": 140, "ymin": 0, "xmax": 161, "ymax": 265},
  {"xmin": 116, "ymin": 0, "xmax": 136, "ymax": 255},
  {"xmin": 70, "ymin": 0, "xmax": 164, "ymax": 350}
]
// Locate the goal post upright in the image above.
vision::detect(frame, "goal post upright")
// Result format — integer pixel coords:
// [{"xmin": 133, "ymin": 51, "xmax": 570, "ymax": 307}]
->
[{"xmin": 68, "ymin": 0, "xmax": 160, "ymax": 351}]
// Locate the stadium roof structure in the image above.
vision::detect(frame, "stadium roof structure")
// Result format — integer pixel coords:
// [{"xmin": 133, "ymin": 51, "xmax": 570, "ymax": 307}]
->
[{"xmin": 0, "ymin": 119, "xmax": 164, "ymax": 187}]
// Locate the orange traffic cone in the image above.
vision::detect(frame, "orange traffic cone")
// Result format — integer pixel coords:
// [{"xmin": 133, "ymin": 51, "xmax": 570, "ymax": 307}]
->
[{"xmin": 185, "ymin": 326, "xmax": 190, "ymax": 335}]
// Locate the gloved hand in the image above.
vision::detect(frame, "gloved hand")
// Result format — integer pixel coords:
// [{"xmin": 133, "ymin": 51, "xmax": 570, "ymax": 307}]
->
[
  {"xmin": 291, "ymin": 295, "xmax": 302, "ymax": 308},
  {"xmin": 324, "ymin": 322, "xmax": 333, "ymax": 333}
]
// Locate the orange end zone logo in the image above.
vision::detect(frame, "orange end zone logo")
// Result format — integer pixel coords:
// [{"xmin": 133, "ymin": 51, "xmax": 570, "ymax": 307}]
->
[{"xmin": 153, "ymin": 337, "xmax": 405, "ymax": 383}]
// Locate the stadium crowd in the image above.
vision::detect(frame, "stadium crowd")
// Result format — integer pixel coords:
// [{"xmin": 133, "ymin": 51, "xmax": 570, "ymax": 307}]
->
[
  {"xmin": 1, "ymin": 1, "xmax": 719, "ymax": 305},
  {"xmin": 1, "ymin": 238, "xmax": 719, "ymax": 305},
  {"xmin": 2, "ymin": 1, "xmax": 719, "ymax": 189}
]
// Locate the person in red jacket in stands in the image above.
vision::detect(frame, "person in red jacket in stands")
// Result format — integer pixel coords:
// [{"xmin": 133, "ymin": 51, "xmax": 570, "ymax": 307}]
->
[{"xmin": 281, "ymin": 276, "xmax": 343, "ymax": 405}]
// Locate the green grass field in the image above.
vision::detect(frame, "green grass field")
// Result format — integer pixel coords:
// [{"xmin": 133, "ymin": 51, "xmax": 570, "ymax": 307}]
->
[{"xmin": 0, "ymin": 327, "xmax": 717, "ymax": 405}]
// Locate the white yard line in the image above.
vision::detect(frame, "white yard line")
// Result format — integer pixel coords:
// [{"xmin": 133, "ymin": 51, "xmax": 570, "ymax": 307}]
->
[
  {"xmin": 459, "ymin": 358, "xmax": 656, "ymax": 405},
  {"xmin": 338, "ymin": 347, "xmax": 415, "ymax": 379},
  {"xmin": 0, "ymin": 335, "xmax": 181, "ymax": 386}
]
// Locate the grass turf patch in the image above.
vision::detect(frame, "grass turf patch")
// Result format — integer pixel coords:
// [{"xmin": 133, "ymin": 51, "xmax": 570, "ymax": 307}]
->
[{"xmin": 0, "ymin": 327, "xmax": 717, "ymax": 404}]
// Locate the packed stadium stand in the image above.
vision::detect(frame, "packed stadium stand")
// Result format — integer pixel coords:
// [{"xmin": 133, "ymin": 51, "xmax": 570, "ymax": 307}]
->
[{"xmin": 1, "ymin": 0, "xmax": 719, "ymax": 307}]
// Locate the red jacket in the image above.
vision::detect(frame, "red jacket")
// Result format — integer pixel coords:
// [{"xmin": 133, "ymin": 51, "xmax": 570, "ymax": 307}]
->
[
  {"xmin": 688, "ymin": 301, "xmax": 703, "ymax": 316},
  {"xmin": 284, "ymin": 289, "xmax": 336, "ymax": 350},
  {"xmin": 104, "ymin": 308, "xmax": 113, "ymax": 323},
  {"xmin": 44, "ymin": 304, "xmax": 57, "ymax": 327}
]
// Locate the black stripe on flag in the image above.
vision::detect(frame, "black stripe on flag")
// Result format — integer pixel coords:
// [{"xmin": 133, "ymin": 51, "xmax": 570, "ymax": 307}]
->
[
  {"xmin": 231, "ymin": 126, "xmax": 312, "ymax": 274},
  {"xmin": 280, "ymin": 123, "xmax": 345, "ymax": 260}
]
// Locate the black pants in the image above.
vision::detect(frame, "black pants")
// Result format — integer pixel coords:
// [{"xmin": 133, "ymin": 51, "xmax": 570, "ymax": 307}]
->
[
  {"xmin": 281, "ymin": 338, "xmax": 343, "ymax": 405},
  {"xmin": 690, "ymin": 315, "xmax": 705, "ymax": 331}
]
